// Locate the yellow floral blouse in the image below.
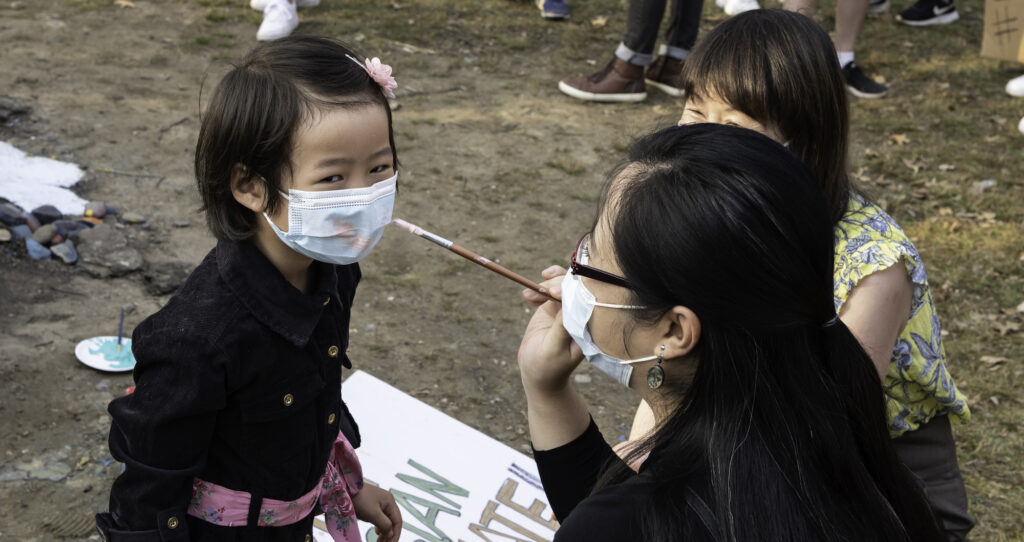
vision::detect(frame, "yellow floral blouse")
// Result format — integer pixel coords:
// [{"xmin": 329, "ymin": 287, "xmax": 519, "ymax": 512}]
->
[{"xmin": 834, "ymin": 194, "xmax": 970, "ymax": 437}]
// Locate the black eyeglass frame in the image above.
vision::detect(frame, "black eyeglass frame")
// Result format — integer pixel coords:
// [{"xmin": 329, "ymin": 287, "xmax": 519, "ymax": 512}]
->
[{"xmin": 569, "ymin": 233, "xmax": 632, "ymax": 289}]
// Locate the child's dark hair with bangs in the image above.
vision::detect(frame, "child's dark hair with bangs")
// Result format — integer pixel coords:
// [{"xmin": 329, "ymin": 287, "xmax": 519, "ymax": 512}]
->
[
  {"xmin": 680, "ymin": 10, "xmax": 851, "ymax": 224},
  {"xmin": 195, "ymin": 36, "xmax": 398, "ymax": 241}
]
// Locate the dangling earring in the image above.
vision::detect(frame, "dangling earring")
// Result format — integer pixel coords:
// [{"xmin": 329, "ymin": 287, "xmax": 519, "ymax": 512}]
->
[{"xmin": 647, "ymin": 345, "xmax": 666, "ymax": 389}]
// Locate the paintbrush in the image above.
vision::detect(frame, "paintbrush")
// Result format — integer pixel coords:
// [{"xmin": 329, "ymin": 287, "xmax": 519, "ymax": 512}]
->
[
  {"xmin": 392, "ymin": 218, "xmax": 560, "ymax": 302},
  {"xmin": 117, "ymin": 308, "xmax": 125, "ymax": 353}
]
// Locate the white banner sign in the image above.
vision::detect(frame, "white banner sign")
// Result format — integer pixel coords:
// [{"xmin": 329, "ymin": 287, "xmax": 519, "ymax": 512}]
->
[{"xmin": 313, "ymin": 371, "xmax": 558, "ymax": 542}]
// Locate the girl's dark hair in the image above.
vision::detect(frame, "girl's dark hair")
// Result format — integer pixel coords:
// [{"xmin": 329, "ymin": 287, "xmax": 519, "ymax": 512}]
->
[
  {"xmin": 680, "ymin": 9, "xmax": 852, "ymax": 224},
  {"xmin": 195, "ymin": 36, "xmax": 398, "ymax": 240},
  {"xmin": 595, "ymin": 124, "xmax": 942, "ymax": 541}
]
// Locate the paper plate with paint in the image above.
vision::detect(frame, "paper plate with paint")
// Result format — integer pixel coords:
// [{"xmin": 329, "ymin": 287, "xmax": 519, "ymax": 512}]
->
[{"xmin": 75, "ymin": 336, "xmax": 137, "ymax": 372}]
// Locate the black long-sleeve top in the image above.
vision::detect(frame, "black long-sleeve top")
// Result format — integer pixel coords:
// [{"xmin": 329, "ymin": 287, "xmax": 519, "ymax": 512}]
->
[
  {"xmin": 95, "ymin": 239, "xmax": 362, "ymax": 541},
  {"xmin": 533, "ymin": 419, "xmax": 718, "ymax": 542}
]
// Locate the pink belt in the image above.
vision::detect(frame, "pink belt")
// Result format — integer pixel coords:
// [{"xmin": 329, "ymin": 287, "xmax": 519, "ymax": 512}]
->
[{"xmin": 188, "ymin": 432, "xmax": 363, "ymax": 541}]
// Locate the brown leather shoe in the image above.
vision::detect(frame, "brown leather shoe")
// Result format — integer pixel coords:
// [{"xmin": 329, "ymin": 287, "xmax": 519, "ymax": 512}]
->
[
  {"xmin": 558, "ymin": 58, "xmax": 647, "ymax": 102},
  {"xmin": 645, "ymin": 55, "xmax": 685, "ymax": 97}
]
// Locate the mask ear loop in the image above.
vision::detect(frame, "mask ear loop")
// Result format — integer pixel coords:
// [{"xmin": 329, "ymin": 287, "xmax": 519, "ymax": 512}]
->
[{"xmin": 647, "ymin": 345, "xmax": 666, "ymax": 389}]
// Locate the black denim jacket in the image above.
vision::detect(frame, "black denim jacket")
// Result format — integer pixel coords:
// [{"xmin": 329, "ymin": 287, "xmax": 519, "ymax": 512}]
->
[{"xmin": 95, "ymin": 239, "xmax": 361, "ymax": 541}]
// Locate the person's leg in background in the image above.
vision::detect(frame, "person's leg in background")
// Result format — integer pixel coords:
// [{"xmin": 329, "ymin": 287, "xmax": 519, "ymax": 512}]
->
[
  {"xmin": 251, "ymin": 0, "xmax": 320, "ymax": 41},
  {"xmin": 645, "ymin": 0, "xmax": 703, "ymax": 97},
  {"xmin": 537, "ymin": 0, "xmax": 571, "ymax": 20},
  {"xmin": 895, "ymin": 0, "xmax": 958, "ymax": 26},
  {"xmin": 834, "ymin": 0, "xmax": 888, "ymax": 98},
  {"xmin": 558, "ymin": 0, "xmax": 669, "ymax": 102},
  {"xmin": 784, "ymin": 0, "xmax": 888, "ymax": 98}
]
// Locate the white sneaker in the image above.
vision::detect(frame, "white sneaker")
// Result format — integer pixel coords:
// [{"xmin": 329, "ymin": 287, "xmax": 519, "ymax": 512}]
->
[
  {"xmin": 724, "ymin": 0, "xmax": 760, "ymax": 15},
  {"xmin": 250, "ymin": 0, "xmax": 317, "ymax": 10},
  {"xmin": 256, "ymin": 0, "xmax": 299, "ymax": 41},
  {"xmin": 1006, "ymin": 74, "xmax": 1024, "ymax": 98}
]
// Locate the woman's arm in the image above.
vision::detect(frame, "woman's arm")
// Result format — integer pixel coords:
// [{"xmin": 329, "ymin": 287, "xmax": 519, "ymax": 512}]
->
[
  {"xmin": 838, "ymin": 263, "xmax": 914, "ymax": 381},
  {"xmin": 518, "ymin": 295, "xmax": 590, "ymax": 450}
]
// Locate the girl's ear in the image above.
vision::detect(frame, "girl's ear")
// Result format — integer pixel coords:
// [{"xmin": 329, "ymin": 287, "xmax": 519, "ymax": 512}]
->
[
  {"xmin": 230, "ymin": 164, "xmax": 267, "ymax": 213},
  {"xmin": 656, "ymin": 306, "xmax": 701, "ymax": 360}
]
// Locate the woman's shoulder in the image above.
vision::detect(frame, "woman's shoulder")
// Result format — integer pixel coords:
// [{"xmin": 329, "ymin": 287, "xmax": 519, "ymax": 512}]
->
[
  {"xmin": 836, "ymin": 194, "xmax": 914, "ymax": 247},
  {"xmin": 834, "ymin": 194, "xmax": 927, "ymax": 288},
  {"xmin": 554, "ymin": 478, "xmax": 648, "ymax": 542}
]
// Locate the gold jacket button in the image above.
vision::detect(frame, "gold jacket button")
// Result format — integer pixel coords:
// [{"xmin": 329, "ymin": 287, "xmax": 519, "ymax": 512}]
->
[
  {"xmin": 328, "ymin": 413, "xmax": 336, "ymax": 425},
  {"xmin": 322, "ymin": 297, "xmax": 330, "ymax": 307},
  {"xmin": 282, "ymin": 393, "xmax": 294, "ymax": 407},
  {"xmin": 327, "ymin": 346, "xmax": 339, "ymax": 358},
  {"xmin": 167, "ymin": 516, "xmax": 180, "ymax": 529},
  {"xmin": 305, "ymin": 535, "xmax": 312, "ymax": 542}
]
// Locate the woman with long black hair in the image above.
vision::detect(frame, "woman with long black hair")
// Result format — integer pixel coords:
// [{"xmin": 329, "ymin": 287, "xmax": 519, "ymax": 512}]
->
[{"xmin": 518, "ymin": 124, "xmax": 945, "ymax": 541}]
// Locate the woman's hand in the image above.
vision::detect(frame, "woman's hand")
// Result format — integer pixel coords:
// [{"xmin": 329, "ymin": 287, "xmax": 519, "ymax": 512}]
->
[
  {"xmin": 518, "ymin": 285, "xmax": 582, "ymax": 394},
  {"xmin": 521, "ymin": 265, "xmax": 567, "ymax": 307},
  {"xmin": 518, "ymin": 267, "xmax": 590, "ymax": 451},
  {"xmin": 353, "ymin": 485, "xmax": 402, "ymax": 542}
]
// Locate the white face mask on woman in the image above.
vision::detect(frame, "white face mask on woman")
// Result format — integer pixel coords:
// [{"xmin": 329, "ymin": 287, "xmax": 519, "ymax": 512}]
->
[
  {"xmin": 559, "ymin": 251, "xmax": 655, "ymax": 387},
  {"xmin": 263, "ymin": 173, "xmax": 396, "ymax": 265}
]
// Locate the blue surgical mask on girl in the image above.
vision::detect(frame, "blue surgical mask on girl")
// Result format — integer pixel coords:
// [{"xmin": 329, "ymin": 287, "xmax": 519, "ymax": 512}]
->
[
  {"xmin": 263, "ymin": 173, "xmax": 397, "ymax": 265},
  {"xmin": 560, "ymin": 255, "xmax": 655, "ymax": 388}
]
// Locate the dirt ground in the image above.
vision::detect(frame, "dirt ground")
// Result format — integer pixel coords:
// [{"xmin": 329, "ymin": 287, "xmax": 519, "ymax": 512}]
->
[{"xmin": 0, "ymin": 0, "xmax": 1021, "ymax": 540}]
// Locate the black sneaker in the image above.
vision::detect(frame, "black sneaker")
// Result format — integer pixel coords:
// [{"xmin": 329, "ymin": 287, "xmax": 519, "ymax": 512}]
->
[
  {"xmin": 897, "ymin": 0, "xmax": 959, "ymax": 26},
  {"xmin": 842, "ymin": 62, "xmax": 888, "ymax": 99}
]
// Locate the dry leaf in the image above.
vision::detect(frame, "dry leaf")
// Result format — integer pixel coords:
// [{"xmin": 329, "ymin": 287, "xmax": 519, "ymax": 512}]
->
[
  {"xmin": 979, "ymin": 355, "xmax": 1007, "ymax": 367},
  {"xmin": 989, "ymin": 396, "xmax": 1000, "ymax": 406},
  {"xmin": 994, "ymin": 321, "xmax": 1021, "ymax": 336},
  {"xmin": 938, "ymin": 164, "xmax": 955, "ymax": 171},
  {"xmin": 1016, "ymin": 300, "xmax": 1024, "ymax": 313},
  {"xmin": 590, "ymin": 16, "xmax": 608, "ymax": 27},
  {"xmin": 902, "ymin": 158, "xmax": 925, "ymax": 174},
  {"xmin": 114, "ymin": 0, "xmax": 135, "ymax": 7},
  {"xmin": 888, "ymin": 133, "xmax": 910, "ymax": 146}
]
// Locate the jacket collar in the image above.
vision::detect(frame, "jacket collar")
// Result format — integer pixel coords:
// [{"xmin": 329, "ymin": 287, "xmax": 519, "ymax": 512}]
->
[{"xmin": 217, "ymin": 239, "xmax": 339, "ymax": 347}]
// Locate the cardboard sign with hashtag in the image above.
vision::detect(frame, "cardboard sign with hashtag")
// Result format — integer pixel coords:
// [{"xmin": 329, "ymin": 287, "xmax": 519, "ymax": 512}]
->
[{"xmin": 982, "ymin": 0, "xmax": 1024, "ymax": 62}]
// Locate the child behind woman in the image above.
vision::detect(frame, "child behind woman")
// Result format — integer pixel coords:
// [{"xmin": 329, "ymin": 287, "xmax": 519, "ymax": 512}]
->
[{"xmin": 96, "ymin": 37, "xmax": 402, "ymax": 541}]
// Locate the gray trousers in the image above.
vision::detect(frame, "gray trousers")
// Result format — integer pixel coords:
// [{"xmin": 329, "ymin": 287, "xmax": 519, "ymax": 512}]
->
[{"xmin": 892, "ymin": 415, "xmax": 974, "ymax": 542}]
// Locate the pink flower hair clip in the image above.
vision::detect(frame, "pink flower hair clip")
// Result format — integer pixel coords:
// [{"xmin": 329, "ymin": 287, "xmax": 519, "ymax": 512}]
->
[{"xmin": 347, "ymin": 55, "xmax": 397, "ymax": 99}]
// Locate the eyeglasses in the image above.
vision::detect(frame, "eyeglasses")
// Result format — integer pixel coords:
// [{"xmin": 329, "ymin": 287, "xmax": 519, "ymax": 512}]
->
[{"xmin": 570, "ymin": 233, "xmax": 631, "ymax": 289}]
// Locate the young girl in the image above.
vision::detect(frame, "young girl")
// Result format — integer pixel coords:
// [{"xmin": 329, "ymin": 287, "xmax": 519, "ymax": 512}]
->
[
  {"xmin": 95, "ymin": 37, "xmax": 403, "ymax": 542},
  {"xmin": 519, "ymin": 123, "xmax": 945, "ymax": 541},
  {"xmin": 639, "ymin": 10, "xmax": 972, "ymax": 540}
]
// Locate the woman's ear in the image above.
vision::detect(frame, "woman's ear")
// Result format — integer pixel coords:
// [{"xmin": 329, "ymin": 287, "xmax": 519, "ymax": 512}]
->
[
  {"xmin": 230, "ymin": 164, "xmax": 267, "ymax": 213},
  {"xmin": 656, "ymin": 306, "xmax": 701, "ymax": 360}
]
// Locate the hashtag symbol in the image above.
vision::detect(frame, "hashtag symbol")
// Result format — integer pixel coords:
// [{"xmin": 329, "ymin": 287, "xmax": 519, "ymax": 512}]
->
[{"xmin": 993, "ymin": 5, "xmax": 1019, "ymax": 45}]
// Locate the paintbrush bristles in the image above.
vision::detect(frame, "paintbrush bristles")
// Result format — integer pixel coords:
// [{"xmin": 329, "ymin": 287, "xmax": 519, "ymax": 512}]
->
[{"xmin": 392, "ymin": 218, "xmax": 423, "ymax": 235}]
